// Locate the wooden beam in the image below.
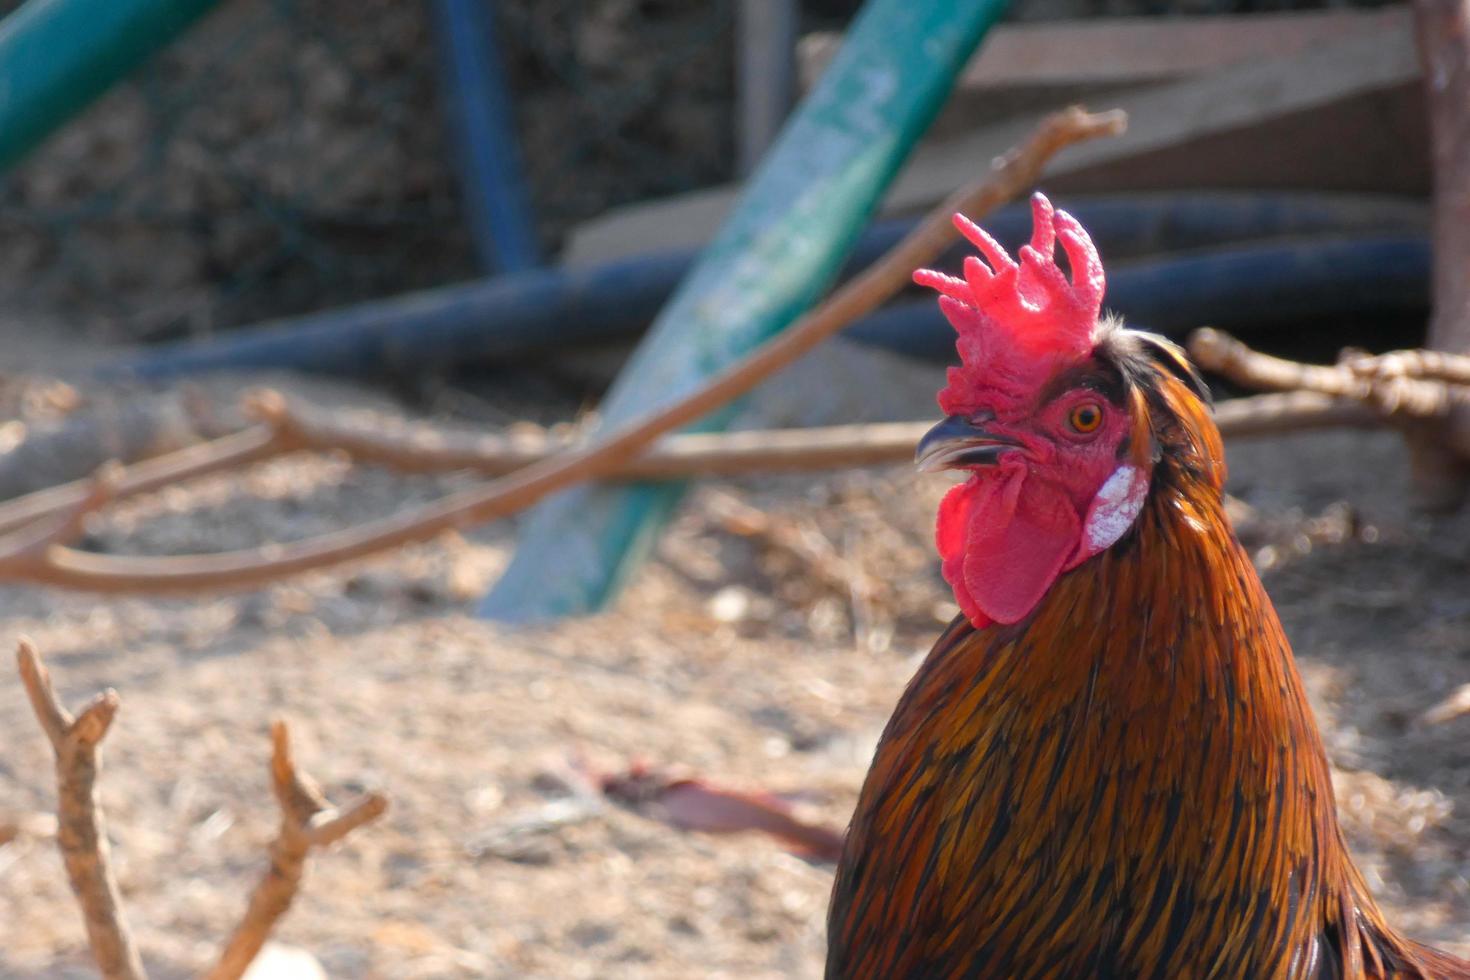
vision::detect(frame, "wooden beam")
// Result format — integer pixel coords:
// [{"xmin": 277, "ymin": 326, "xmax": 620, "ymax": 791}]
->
[
  {"xmin": 737, "ymin": 0, "xmax": 799, "ymax": 175},
  {"xmin": 798, "ymin": 8, "xmax": 1410, "ymax": 92},
  {"xmin": 1405, "ymin": 0, "xmax": 1470, "ymax": 509},
  {"xmin": 566, "ymin": 23, "xmax": 1423, "ymax": 265}
]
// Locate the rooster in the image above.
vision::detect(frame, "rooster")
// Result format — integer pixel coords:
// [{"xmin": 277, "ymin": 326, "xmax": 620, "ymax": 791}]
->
[{"xmin": 826, "ymin": 194, "xmax": 1469, "ymax": 978}]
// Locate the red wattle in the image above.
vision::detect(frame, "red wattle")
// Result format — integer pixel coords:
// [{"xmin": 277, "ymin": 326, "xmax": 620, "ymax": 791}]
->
[
  {"xmin": 936, "ymin": 482, "xmax": 989, "ymax": 628},
  {"xmin": 937, "ymin": 466, "xmax": 1081, "ymax": 627}
]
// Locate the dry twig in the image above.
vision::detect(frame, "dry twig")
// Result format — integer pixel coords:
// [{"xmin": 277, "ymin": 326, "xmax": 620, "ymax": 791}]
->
[
  {"xmin": 248, "ymin": 390, "xmax": 937, "ymax": 480},
  {"xmin": 1190, "ymin": 328, "xmax": 1470, "ymax": 455},
  {"xmin": 16, "ymin": 640, "xmax": 387, "ymax": 980},
  {"xmin": 0, "ymin": 427, "xmax": 280, "ymax": 538},
  {"xmin": 206, "ymin": 721, "xmax": 387, "ymax": 980},
  {"xmin": 0, "ymin": 402, "xmax": 933, "ymax": 541},
  {"xmin": 1211, "ymin": 391, "xmax": 1382, "ymax": 437},
  {"xmin": 703, "ymin": 489, "xmax": 879, "ymax": 605},
  {"xmin": 0, "ymin": 466, "xmax": 119, "ymax": 572},
  {"xmin": 0, "ymin": 384, "xmax": 1391, "ymax": 557},
  {"xmin": 601, "ymin": 763, "xmax": 845, "ymax": 864},
  {"xmin": 1189, "ymin": 328, "xmax": 1369, "ymax": 399},
  {"xmin": 1419, "ymin": 683, "xmax": 1470, "ymax": 726},
  {"xmin": 16, "ymin": 638, "xmax": 144, "ymax": 980},
  {"xmin": 1343, "ymin": 348, "xmax": 1470, "ymax": 386},
  {"xmin": 0, "ymin": 107, "xmax": 1127, "ymax": 593}
]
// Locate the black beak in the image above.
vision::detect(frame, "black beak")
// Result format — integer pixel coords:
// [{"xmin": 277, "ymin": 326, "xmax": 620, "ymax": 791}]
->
[{"xmin": 915, "ymin": 415, "xmax": 1017, "ymax": 471}]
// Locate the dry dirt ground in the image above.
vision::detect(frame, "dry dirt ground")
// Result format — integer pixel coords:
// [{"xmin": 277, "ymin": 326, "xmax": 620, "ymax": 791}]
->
[{"xmin": 0, "ymin": 361, "xmax": 1468, "ymax": 978}]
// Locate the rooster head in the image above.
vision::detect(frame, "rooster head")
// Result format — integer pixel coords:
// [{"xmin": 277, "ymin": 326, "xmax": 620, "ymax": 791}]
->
[{"xmin": 914, "ymin": 193, "xmax": 1168, "ymax": 629}]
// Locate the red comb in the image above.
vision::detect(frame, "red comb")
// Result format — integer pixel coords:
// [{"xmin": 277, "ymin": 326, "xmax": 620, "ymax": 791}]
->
[{"xmin": 914, "ymin": 193, "xmax": 1105, "ymax": 414}]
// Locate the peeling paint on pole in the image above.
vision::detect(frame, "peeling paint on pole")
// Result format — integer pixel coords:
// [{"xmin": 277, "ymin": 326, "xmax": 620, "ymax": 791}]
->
[{"xmin": 480, "ymin": 0, "xmax": 1008, "ymax": 622}]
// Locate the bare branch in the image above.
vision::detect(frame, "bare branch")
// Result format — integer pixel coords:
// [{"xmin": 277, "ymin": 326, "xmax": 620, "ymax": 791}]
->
[
  {"xmin": 206, "ymin": 721, "xmax": 387, "ymax": 980},
  {"xmin": 0, "ymin": 384, "xmax": 1379, "ymax": 567},
  {"xmin": 0, "ymin": 466, "xmax": 119, "ymax": 574},
  {"xmin": 17, "ymin": 638, "xmax": 69, "ymax": 745},
  {"xmin": 1344, "ymin": 348, "xmax": 1470, "ymax": 385},
  {"xmin": 251, "ymin": 391, "xmax": 936, "ymax": 479},
  {"xmin": 703, "ymin": 489, "xmax": 880, "ymax": 604},
  {"xmin": 1190, "ymin": 328, "xmax": 1470, "ymax": 433},
  {"xmin": 1212, "ymin": 392, "xmax": 1383, "ymax": 438},
  {"xmin": 17, "ymin": 642, "xmax": 387, "ymax": 979},
  {"xmin": 1420, "ymin": 683, "xmax": 1470, "ymax": 725},
  {"xmin": 1189, "ymin": 328, "xmax": 1368, "ymax": 399},
  {"xmin": 0, "ymin": 426, "xmax": 283, "ymax": 538},
  {"xmin": 16, "ymin": 639, "xmax": 144, "ymax": 980},
  {"xmin": 20, "ymin": 385, "xmax": 1390, "ymax": 530},
  {"xmin": 0, "ymin": 107, "xmax": 1126, "ymax": 594},
  {"xmin": 1189, "ymin": 326, "xmax": 1470, "ymax": 478},
  {"xmin": 305, "ymin": 798, "xmax": 390, "ymax": 849},
  {"xmin": 0, "ymin": 393, "xmax": 935, "ymax": 541}
]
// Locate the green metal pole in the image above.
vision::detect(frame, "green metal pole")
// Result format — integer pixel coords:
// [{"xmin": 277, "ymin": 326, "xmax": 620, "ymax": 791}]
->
[
  {"xmin": 480, "ymin": 0, "xmax": 1009, "ymax": 623},
  {"xmin": 0, "ymin": 0, "xmax": 224, "ymax": 172}
]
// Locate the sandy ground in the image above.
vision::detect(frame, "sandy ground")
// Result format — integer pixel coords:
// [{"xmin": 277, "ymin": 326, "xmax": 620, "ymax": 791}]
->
[{"xmin": 0, "ymin": 365, "xmax": 1467, "ymax": 978}]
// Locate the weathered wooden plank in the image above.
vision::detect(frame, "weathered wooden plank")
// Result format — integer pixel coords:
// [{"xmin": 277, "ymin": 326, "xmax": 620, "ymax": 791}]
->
[
  {"xmin": 566, "ymin": 23, "xmax": 1422, "ymax": 265},
  {"xmin": 798, "ymin": 8, "xmax": 1410, "ymax": 91}
]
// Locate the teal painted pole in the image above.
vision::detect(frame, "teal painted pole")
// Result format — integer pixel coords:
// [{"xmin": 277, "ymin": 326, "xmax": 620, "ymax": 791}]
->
[
  {"xmin": 0, "ymin": 0, "xmax": 224, "ymax": 171},
  {"xmin": 480, "ymin": 0, "xmax": 1008, "ymax": 622}
]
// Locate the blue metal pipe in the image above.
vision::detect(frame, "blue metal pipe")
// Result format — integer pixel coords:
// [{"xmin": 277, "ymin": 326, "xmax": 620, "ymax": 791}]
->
[
  {"xmin": 431, "ymin": 0, "xmax": 540, "ymax": 273},
  {"xmin": 104, "ymin": 194, "xmax": 1428, "ymax": 381},
  {"xmin": 846, "ymin": 236, "xmax": 1432, "ymax": 360},
  {"xmin": 103, "ymin": 250, "xmax": 690, "ymax": 380}
]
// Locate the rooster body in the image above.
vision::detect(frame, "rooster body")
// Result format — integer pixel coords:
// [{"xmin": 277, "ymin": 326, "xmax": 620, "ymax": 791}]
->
[{"xmin": 827, "ymin": 196, "xmax": 1468, "ymax": 979}]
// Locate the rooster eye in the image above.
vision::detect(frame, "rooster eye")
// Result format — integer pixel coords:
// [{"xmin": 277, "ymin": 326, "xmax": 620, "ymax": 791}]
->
[{"xmin": 1069, "ymin": 402, "xmax": 1104, "ymax": 434}]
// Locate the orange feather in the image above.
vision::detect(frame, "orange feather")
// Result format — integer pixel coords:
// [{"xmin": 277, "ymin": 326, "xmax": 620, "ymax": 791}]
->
[{"xmin": 828, "ymin": 341, "xmax": 1469, "ymax": 979}]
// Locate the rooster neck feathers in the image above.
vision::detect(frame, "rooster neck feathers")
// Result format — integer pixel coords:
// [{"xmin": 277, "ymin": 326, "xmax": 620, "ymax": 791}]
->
[
  {"xmin": 827, "ymin": 196, "xmax": 1467, "ymax": 978},
  {"xmin": 828, "ymin": 349, "xmax": 1452, "ymax": 979}
]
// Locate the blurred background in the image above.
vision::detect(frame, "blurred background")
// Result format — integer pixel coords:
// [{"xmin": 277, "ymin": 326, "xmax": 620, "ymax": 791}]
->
[
  {"xmin": 0, "ymin": 0, "xmax": 1466, "ymax": 977},
  {"xmin": 0, "ymin": 0, "xmax": 1420, "ymax": 345},
  {"xmin": 0, "ymin": 0, "xmax": 741, "ymax": 340}
]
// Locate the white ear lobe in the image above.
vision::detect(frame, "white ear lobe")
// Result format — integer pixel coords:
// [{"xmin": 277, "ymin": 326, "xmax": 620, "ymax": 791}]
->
[{"xmin": 1082, "ymin": 464, "xmax": 1149, "ymax": 556}]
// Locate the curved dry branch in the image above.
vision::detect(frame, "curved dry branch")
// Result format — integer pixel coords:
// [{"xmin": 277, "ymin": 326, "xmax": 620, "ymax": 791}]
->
[
  {"xmin": 0, "ymin": 383, "xmax": 1374, "ymax": 562},
  {"xmin": 205, "ymin": 721, "xmax": 388, "ymax": 980},
  {"xmin": 0, "ymin": 466, "xmax": 120, "ymax": 574},
  {"xmin": 0, "ymin": 388, "xmax": 1376, "ymax": 572},
  {"xmin": 1190, "ymin": 327, "xmax": 1470, "ymax": 465},
  {"xmin": 1344, "ymin": 348, "xmax": 1470, "ymax": 385},
  {"xmin": 0, "ymin": 404, "xmax": 933, "ymax": 541},
  {"xmin": 244, "ymin": 389, "xmax": 544, "ymax": 475},
  {"xmin": 16, "ymin": 639, "xmax": 144, "ymax": 980},
  {"xmin": 0, "ymin": 106, "xmax": 1126, "ymax": 593},
  {"xmin": 257, "ymin": 390, "xmax": 934, "ymax": 478},
  {"xmin": 0, "ymin": 426, "xmax": 283, "ymax": 538},
  {"xmin": 1189, "ymin": 328, "xmax": 1368, "ymax": 398},
  {"xmin": 1212, "ymin": 391, "xmax": 1383, "ymax": 438},
  {"xmin": 0, "ymin": 389, "xmax": 938, "ymax": 540},
  {"xmin": 1191, "ymin": 327, "xmax": 1470, "ymax": 425}
]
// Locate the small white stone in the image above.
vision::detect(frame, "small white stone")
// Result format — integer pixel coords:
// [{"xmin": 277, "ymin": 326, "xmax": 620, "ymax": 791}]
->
[
  {"xmin": 242, "ymin": 943, "xmax": 327, "ymax": 980},
  {"xmin": 708, "ymin": 586, "xmax": 751, "ymax": 623}
]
